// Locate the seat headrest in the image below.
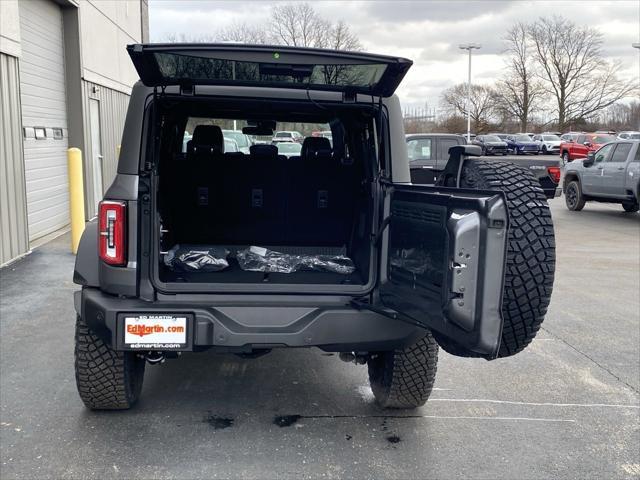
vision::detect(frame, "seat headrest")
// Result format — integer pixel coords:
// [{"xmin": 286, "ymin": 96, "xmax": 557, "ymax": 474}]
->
[
  {"xmin": 191, "ymin": 125, "xmax": 223, "ymax": 153},
  {"xmin": 249, "ymin": 144, "xmax": 278, "ymax": 160},
  {"xmin": 302, "ymin": 137, "xmax": 332, "ymax": 161}
]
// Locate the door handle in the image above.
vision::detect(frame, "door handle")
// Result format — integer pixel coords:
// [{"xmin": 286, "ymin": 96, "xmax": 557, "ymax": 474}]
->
[{"xmin": 617, "ymin": 167, "xmax": 624, "ymax": 170}]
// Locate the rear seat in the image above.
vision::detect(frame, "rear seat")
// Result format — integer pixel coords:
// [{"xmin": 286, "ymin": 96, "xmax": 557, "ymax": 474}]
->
[
  {"xmin": 221, "ymin": 144, "xmax": 286, "ymax": 244},
  {"xmin": 287, "ymin": 137, "xmax": 357, "ymax": 245},
  {"xmin": 173, "ymin": 125, "xmax": 224, "ymax": 242}
]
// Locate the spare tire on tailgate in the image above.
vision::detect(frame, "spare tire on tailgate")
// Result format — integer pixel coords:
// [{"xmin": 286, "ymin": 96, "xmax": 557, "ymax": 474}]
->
[{"xmin": 449, "ymin": 160, "xmax": 556, "ymax": 358}]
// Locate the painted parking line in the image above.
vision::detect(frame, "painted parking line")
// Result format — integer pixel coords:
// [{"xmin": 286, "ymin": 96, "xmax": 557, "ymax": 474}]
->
[{"xmin": 428, "ymin": 398, "xmax": 640, "ymax": 409}]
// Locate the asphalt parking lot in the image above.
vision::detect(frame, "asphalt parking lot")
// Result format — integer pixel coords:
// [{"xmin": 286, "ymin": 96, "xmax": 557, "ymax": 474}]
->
[{"xmin": 1, "ymin": 198, "xmax": 638, "ymax": 479}]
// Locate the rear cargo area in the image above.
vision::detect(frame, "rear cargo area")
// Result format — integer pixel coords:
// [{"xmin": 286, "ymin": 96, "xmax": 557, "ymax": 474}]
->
[{"xmin": 155, "ymin": 125, "xmax": 373, "ymax": 290}]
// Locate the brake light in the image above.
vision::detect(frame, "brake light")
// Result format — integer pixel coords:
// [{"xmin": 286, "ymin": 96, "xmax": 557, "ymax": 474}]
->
[
  {"xmin": 99, "ymin": 201, "xmax": 126, "ymax": 266},
  {"xmin": 547, "ymin": 166, "xmax": 561, "ymax": 184}
]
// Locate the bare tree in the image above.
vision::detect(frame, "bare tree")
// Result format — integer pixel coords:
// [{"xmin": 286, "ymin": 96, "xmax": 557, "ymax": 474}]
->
[
  {"xmin": 269, "ymin": 3, "xmax": 361, "ymax": 50},
  {"xmin": 495, "ymin": 22, "xmax": 541, "ymax": 132},
  {"xmin": 269, "ymin": 3, "xmax": 327, "ymax": 47},
  {"xmin": 528, "ymin": 16, "xmax": 637, "ymax": 130},
  {"xmin": 441, "ymin": 83, "xmax": 498, "ymax": 133},
  {"xmin": 218, "ymin": 22, "xmax": 269, "ymax": 45}
]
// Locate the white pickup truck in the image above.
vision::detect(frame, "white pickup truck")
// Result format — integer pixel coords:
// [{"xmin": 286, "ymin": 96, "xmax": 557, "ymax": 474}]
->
[{"xmin": 563, "ymin": 140, "xmax": 640, "ymax": 212}]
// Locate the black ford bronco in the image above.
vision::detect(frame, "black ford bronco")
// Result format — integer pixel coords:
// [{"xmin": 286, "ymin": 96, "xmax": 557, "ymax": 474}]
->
[{"xmin": 73, "ymin": 44, "xmax": 555, "ymax": 410}]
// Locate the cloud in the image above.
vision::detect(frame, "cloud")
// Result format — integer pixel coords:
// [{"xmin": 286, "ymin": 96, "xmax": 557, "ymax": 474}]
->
[{"xmin": 149, "ymin": 0, "xmax": 640, "ymax": 109}]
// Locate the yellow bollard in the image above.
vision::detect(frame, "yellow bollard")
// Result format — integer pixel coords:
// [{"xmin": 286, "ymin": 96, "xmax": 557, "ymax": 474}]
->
[{"xmin": 67, "ymin": 148, "xmax": 86, "ymax": 254}]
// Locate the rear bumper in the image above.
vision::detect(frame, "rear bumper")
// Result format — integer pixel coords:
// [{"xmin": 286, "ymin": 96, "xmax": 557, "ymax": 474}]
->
[
  {"xmin": 537, "ymin": 176, "xmax": 562, "ymax": 199},
  {"xmin": 75, "ymin": 288, "xmax": 423, "ymax": 353}
]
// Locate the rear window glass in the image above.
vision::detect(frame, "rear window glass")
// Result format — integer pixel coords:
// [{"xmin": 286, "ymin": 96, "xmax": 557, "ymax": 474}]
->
[
  {"xmin": 591, "ymin": 135, "xmax": 615, "ymax": 144},
  {"xmin": 610, "ymin": 143, "xmax": 632, "ymax": 163},
  {"xmin": 407, "ymin": 138, "xmax": 432, "ymax": 161},
  {"xmin": 181, "ymin": 118, "xmax": 329, "ymax": 153},
  {"xmin": 154, "ymin": 53, "xmax": 388, "ymax": 90}
]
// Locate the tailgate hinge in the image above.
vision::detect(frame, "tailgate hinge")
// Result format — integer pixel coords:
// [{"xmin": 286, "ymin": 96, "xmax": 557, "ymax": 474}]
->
[{"xmin": 350, "ymin": 299, "xmax": 430, "ymax": 330}]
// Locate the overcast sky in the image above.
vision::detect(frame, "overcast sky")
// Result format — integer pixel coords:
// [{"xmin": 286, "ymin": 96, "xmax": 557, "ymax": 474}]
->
[{"xmin": 149, "ymin": 0, "xmax": 640, "ymax": 111}]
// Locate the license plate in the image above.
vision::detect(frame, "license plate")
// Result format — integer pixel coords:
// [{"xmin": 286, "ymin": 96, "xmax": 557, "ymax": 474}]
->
[{"xmin": 123, "ymin": 315, "xmax": 188, "ymax": 349}]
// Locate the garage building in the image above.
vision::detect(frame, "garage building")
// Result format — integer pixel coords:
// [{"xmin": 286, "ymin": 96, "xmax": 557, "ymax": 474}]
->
[{"xmin": 0, "ymin": 0, "xmax": 148, "ymax": 265}]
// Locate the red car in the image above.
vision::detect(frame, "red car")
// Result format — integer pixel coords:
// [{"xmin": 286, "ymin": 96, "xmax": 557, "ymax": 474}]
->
[{"xmin": 560, "ymin": 133, "xmax": 616, "ymax": 163}]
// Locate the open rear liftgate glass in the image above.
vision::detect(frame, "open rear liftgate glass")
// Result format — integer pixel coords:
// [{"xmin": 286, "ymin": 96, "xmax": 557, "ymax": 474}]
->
[
  {"xmin": 126, "ymin": 43, "xmax": 412, "ymax": 97},
  {"xmin": 380, "ymin": 185, "xmax": 509, "ymax": 359}
]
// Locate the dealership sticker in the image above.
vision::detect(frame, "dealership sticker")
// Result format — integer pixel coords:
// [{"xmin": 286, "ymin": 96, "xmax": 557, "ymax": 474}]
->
[{"xmin": 124, "ymin": 315, "xmax": 187, "ymax": 347}]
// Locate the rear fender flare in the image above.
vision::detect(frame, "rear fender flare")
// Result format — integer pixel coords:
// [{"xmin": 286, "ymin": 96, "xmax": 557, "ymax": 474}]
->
[{"xmin": 73, "ymin": 220, "xmax": 99, "ymax": 287}]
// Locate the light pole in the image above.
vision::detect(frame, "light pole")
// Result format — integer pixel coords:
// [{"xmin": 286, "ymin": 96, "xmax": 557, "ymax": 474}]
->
[{"xmin": 459, "ymin": 43, "xmax": 481, "ymax": 142}]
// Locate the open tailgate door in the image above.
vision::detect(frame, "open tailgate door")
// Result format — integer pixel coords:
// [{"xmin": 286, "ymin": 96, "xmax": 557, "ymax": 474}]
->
[{"xmin": 380, "ymin": 185, "xmax": 509, "ymax": 358}]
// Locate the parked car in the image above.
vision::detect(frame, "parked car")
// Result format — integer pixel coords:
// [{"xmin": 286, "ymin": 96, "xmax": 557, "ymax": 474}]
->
[
  {"xmin": 221, "ymin": 129, "xmax": 252, "ymax": 154},
  {"xmin": 457, "ymin": 132, "xmax": 476, "ymax": 142},
  {"xmin": 223, "ymin": 137, "xmax": 239, "ymax": 153},
  {"xmin": 276, "ymin": 141, "xmax": 302, "ymax": 158},
  {"xmin": 505, "ymin": 134, "xmax": 540, "ymax": 155},
  {"xmin": 472, "ymin": 134, "xmax": 508, "ymax": 155},
  {"xmin": 519, "ymin": 132, "xmax": 536, "ymax": 139},
  {"xmin": 618, "ymin": 131, "xmax": 640, "ymax": 140},
  {"xmin": 72, "ymin": 43, "xmax": 554, "ymax": 411},
  {"xmin": 563, "ymin": 140, "xmax": 639, "ymax": 212},
  {"xmin": 405, "ymin": 133, "xmax": 467, "ymax": 184},
  {"xmin": 559, "ymin": 133, "xmax": 617, "ymax": 163},
  {"xmin": 408, "ymin": 134, "xmax": 561, "ymax": 199},
  {"xmin": 488, "ymin": 133, "xmax": 510, "ymax": 141},
  {"xmin": 560, "ymin": 132, "xmax": 582, "ymax": 143},
  {"xmin": 272, "ymin": 130, "xmax": 304, "ymax": 144},
  {"xmin": 533, "ymin": 133, "xmax": 562, "ymax": 155}
]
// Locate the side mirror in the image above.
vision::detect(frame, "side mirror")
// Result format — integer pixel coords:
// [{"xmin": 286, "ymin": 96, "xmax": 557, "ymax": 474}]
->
[
  {"xmin": 583, "ymin": 141, "xmax": 591, "ymax": 147},
  {"xmin": 583, "ymin": 152, "xmax": 595, "ymax": 167}
]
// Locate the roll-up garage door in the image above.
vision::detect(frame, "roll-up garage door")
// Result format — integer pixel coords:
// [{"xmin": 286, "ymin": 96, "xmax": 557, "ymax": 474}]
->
[{"xmin": 19, "ymin": 0, "xmax": 69, "ymax": 241}]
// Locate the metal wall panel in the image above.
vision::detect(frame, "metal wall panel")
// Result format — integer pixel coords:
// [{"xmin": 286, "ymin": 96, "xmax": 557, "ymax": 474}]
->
[
  {"xmin": 81, "ymin": 80, "xmax": 131, "ymax": 218},
  {"xmin": 0, "ymin": 53, "xmax": 30, "ymax": 266},
  {"xmin": 19, "ymin": 0, "xmax": 70, "ymax": 240}
]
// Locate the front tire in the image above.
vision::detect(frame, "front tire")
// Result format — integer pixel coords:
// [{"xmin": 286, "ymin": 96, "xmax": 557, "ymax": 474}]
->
[
  {"xmin": 368, "ymin": 332, "xmax": 438, "ymax": 409},
  {"xmin": 565, "ymin": 181, "xmax": 586, "ymax": 211},
  {"xmin": 562, "ymin": 152, "xmax": 570, "ymax": 164},
  {"xmin": 74, "ymin": 315, "xmax": 145, "ymax": 410},
  {"xmin": 459, "ymin": 161, "xmax": 555, "ymax": 357},
  {"xmin": 622, "ymin": 201, "xmax": 639, "ymax": 213}
]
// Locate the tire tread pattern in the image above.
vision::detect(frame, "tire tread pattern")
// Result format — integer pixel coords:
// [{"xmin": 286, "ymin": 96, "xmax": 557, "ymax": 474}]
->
[
  {"xmin": 74, "ymin": 316, "xmax": 145, "ymax": 410},
  {"xmin": 368, "ymin": 332, "xmax": 439, "ymax": 409},
  {"xmin": 460, "ymin": 161, "xmax": 556, "ymax": 357}
]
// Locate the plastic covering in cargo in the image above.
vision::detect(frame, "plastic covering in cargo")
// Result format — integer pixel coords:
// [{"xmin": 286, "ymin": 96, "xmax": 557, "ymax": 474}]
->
[
  {"xmin": 164, "ymin": 245, "xmax": 230, "ymax": 272},
  {"xmin": 236, "ymin": 246, "xmax": 356, "ymax": 274}
]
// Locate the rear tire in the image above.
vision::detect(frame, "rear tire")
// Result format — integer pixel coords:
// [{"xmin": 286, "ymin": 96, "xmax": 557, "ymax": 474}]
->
[
  {"xmin": 565, "ymin": 181, "xmax": 586, "ymax": 211},
  {"xmin": 458, "ymin": 161, "xmax": 555, "ymax": 357},
  {"xmin": 368, "ymin": 332, "xmax": 438, "ymax": 409},
  {"xmin": 622, "ymin": 201, "xmax": 639, "ymax": 213},
  {"xmin": 562, "ymin": 152, "xmax": 570, "ymax": 164},
  {"xmin": 74, "ymin": 315, "xmax": 145, "ymax": 410}
]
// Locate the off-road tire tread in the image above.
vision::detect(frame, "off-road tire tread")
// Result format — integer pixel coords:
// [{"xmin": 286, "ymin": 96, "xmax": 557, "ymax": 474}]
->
[
  {"xmin": 74, "ymin": 315, "xmax": 145, "ymax": 410},
  {"xmin": 368, "ymin": 332, "xmax": 439, "ymax": 409},
  {"xmin": 460, "ymin": 161, "xmax": 555, "ymax": 357},
  {"xmin": 565, "ymin": 180, "xmax": 586, "ymax": 211}
]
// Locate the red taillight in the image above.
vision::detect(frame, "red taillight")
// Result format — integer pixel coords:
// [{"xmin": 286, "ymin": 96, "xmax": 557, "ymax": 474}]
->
[
  {"xmin": 99, "ymin": 201, "xmax": 126, "ymax": 266},
  {"xmin": 547, "ymin": 166, "xmax": 561, "ymax": 184}
]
